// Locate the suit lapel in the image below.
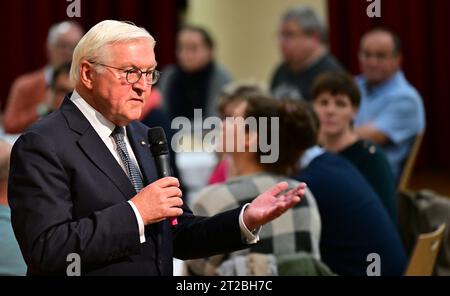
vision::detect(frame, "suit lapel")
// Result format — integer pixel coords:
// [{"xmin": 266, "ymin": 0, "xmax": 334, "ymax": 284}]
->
[
  {"xmin": 126, "ymin": 123, "xmax": 158, "ymax": 185},
  {"xmin": 77, "ymin": 128, "xmax": 137, "ymax": 200},
  {"xmin": 61, "ymin": 96, "xmax": 165, "ymax": 257},
  {"xmin": 60, "ymin": 97, "xmax": 136, "ymax": 200}
]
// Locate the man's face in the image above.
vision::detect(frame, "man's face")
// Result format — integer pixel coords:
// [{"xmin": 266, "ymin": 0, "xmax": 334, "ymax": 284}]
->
[
  {"xmin": 48, "ymin": 26, "xmax": 83, "ymax": 68},
  {"xmin": 278, "ymin": 20, "xmax": 316, "ymax": 66},
  {"xmin": 176, "ymin": 30, "xmax": 212, "ymax": 72},
  {"xmin": 89, "ymin": 38, "xmax": 156, "ymax": 126},
  {"xmin": 359, "ymin": 31, "xmax": 401, "ymax": 85}
]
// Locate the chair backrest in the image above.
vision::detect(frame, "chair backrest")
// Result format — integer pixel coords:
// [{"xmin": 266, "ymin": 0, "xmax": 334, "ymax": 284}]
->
[
  {"xmin": 405, "ymin": 223, "xmax": 446, "ymax": 276},
  {"xmin": 398, "ymin": 133, "xmax": 424, "ymax": 192}
]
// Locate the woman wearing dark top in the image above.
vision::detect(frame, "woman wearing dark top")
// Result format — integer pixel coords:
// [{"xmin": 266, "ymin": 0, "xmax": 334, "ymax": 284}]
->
[
  {"xmin": 311, "ymin": 71, "xmax": 397, "ymax": 224},
  {"xmin": 158, "ymin": 26, "xmax": 232, "ymax": 120}
]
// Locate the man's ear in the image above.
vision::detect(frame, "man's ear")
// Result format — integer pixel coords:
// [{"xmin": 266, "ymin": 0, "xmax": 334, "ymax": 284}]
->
[{"xmin": 79, "ymin": 61, "xmax": 96, "ymax": 90}]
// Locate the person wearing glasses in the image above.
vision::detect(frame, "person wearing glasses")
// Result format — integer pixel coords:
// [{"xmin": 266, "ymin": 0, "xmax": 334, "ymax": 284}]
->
[
  {"xmin": 354, "ymin": 28, "xmax": 426, "ymax": 181},
  {"xmin": 158, "ymin": 25, "xmax": 232, "ymax": 120},
  {"xmin": 8, "ymin": 20, "xmax": 306, "ymax": 276},
  {"xmin": 270, "ymin": 5, "xmax": 343, "ymax": 101}
]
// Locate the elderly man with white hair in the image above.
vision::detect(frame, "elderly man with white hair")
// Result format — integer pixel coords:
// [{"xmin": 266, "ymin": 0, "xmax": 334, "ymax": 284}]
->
[
  {"xmin": 8, "ymin": 20, "xmax": 306, "ymax": 276},
  {"xmin": 3, "ymin": 21, "xmax": 83, "ymax": 134}
]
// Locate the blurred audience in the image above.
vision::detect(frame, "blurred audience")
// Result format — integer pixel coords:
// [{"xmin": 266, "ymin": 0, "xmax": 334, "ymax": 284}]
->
[
  {"xmin": 271, "ymin": 5, "xmax": 342, "ymax": 101},
  {"xmin": 37, "ymin": 63, "xmax": 73, "ymax": 117},
  {"xmin": 207, "ymin": 83, "xmax": 272, "ymax": 185},
  {"xmin": 0, "ymin": 140, "xmax": 26, "ymax": 275},
  {"xmin": 185, "ymin": 84, "xmax": 322, "ymax": 275},
  {"xmin": 354, "ymin": 28, "xmax": 426, "ymax": 180},
  {"xmin": 312, "ymin": 71, "xmax": 397, "ymax": 224},
  {"xmin": 294, "ymin": 142, "xmax": 406, "ymax": 275},
  {"xmin": 159, "ymin": 26, "xmax": 232, "ymax": 120},
  {"xmin": 3, "ymin": 21, "xmax": 83, "ymax": 134}
]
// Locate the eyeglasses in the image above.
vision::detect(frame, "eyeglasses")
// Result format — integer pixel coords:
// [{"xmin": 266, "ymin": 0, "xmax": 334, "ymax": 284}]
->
[{"xmin": 89, "ymin": 61, "xmax": 160, "ymax": 85}]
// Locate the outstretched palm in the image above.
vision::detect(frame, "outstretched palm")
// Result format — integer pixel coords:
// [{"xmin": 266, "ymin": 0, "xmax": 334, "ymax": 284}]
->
[{"xmin": 243, "ymin": 181, "xmax": 306, "ymax": 231}]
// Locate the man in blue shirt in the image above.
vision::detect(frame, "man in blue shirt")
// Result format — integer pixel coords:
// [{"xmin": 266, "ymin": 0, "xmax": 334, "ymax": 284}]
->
[{"xmin": 354, "ymin": 28, "xmax": 425, "ymax": 180}]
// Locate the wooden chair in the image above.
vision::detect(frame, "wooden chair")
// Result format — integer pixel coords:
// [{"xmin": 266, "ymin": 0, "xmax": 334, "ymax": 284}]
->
[
  {"xmin": 404, "ymin": 223, "xmax": 446, "ymax": 276},
  {"xmin": 398, "ymin": 133, "xmax": 424, "ymax": 192}
]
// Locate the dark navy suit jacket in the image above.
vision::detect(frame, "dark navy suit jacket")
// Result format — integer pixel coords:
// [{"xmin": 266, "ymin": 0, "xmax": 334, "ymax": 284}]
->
[{"xmin": 8, "ymin": 96, "xmax": 245, "ymax": 275}]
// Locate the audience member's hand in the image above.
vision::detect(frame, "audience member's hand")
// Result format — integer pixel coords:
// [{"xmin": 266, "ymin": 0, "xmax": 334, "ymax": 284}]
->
[
  {"xmin": 243, "ymin": 182, "xmax": 305, "ymax": 231},
  {"xmin": 130, "ymin": 177, "xmax": 183, "ymax": 225}
]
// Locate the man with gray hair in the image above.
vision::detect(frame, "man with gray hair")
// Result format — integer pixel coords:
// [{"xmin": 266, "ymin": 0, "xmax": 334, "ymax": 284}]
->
[
  {"xmin": 3, "ymin": 21, "xmax": 83, "ymax": 134},
  {"xmin": 8, "ymin": 20, "xmax": 306, "ymax": 276},
  {"xmin": 271, "ymin": 5, "xmax": 343, "ymax": 101}
]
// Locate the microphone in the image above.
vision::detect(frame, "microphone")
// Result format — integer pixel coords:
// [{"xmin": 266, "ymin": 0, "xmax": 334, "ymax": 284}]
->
[{"xmin": 148, "ymin": 127, "xmax": 178, "ymax": 226}]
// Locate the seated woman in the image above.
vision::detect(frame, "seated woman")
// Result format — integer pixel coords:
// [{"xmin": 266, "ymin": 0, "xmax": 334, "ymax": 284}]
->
[
  {"xmin": 185, "ymin": 84, "xmax": 322, "ymax": 276},
  {"xmin": 311, "ymin": 71, "xmax": 397, "ymax": 224}
]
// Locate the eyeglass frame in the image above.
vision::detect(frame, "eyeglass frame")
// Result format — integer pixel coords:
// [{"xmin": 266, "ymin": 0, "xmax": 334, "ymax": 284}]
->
[{"xmin": 88, "ymin": 60, "xmax": 161, "ymax": 85}]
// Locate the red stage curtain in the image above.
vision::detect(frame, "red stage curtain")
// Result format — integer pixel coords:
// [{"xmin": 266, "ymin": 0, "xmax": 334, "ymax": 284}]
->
[{"xmin": 328, "ymin": 0, "xmax": 450, "ymax": 170}]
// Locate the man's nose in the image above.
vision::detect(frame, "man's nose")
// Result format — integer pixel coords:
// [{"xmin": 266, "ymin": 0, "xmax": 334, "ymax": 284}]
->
[{"xmin": 132, "ymin": 76, "xmax": 151, "ymax": 91}]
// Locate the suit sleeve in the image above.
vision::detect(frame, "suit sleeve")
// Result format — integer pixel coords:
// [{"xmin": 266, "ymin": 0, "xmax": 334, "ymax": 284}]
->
[
  {"xmin": 8, "ymin": 132, "xmax": 141, "ymax": 275},
  {"xmin": 173, "ymin": 206, "xmax": 248, "ymax": 260}
]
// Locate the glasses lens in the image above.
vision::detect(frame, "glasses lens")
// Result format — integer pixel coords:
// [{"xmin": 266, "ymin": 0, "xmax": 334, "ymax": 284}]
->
[
  {"xmin": 126, "ymin": 69, "xmax": 141, "ymax": 84},
  {"xmin": 151, "ymin": 70, "xmax": 160, "ymax": 85}
]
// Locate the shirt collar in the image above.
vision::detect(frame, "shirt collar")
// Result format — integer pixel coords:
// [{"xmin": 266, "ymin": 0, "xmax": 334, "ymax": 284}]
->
[
  {"xmin": 299, "ymin": 145, "xmax": 325, "ymax": 169},
  {"xmin": 70, "ymin": 90, "xmax": 119, "ymax": 140},
  {"xmin": 360, "ymin": 70, "xmax": 404, "ymax": 95}
]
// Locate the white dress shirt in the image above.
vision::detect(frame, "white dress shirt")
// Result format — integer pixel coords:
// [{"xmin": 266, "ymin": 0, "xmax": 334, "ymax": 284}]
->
[{"xmin": 70, "ymin": 90, "xmax": 259, "ymax": 245}]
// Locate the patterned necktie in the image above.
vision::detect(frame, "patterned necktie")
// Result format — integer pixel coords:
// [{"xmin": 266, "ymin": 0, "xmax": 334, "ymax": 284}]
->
[{"xmin": 111, "ymin": 126, "xmax": 144, "ymax": 193}]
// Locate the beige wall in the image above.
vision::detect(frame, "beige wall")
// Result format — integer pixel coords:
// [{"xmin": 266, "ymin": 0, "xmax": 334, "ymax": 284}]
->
[{"xmin": 185, "ymin": 0, "xmax": 327, "ymax": 87}]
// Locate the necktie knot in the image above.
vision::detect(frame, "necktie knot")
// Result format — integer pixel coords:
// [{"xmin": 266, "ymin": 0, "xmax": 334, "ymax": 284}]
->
[
  {"xmin": 112, "ymin": 126, "xmax": 125, "ymax": 140},
  {"xmin": 111, "ymin": 125, "xmax": 144, "ymax": 193}
]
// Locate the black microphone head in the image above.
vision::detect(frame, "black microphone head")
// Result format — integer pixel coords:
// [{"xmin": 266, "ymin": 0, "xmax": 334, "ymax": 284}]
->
[{"xmin": 148, "ymin": 127, "xmax": 169, "ymax": 156}]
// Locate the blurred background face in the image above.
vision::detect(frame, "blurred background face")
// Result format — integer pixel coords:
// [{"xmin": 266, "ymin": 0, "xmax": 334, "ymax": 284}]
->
[
  {"xmin": 176, "ymin": 29, "xmax": 213, "ymax": 72},
  {"xmin": 278, "ymin": 20, "xmax": 316, "ymax": 67},
  {"xmin": 47, "ymin": 25, "xmax": 83, "ymax": 68},
  {"xmin": 359, "ymin": 31, "xmax": 401, "ymax": 85},
  {"xmin": 313, "ymin": 92, "xmax": 356, "ymax": 137},
  {"xmin": 221, "ymin": 100, "xmax": 248, "ymax": 154},
  {"xmin": 51, "ymin": 72, "xmax": 74, "ymax": 109}
]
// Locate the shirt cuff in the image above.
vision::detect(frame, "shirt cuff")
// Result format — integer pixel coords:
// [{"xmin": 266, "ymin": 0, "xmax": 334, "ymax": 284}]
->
[
  {"xmin": 128, "ymin": 200, "xmax": 146, "ymax": 244},
  {"xmin": 239, "ymin": 203, "xmax": 261, "ymax": 244}
]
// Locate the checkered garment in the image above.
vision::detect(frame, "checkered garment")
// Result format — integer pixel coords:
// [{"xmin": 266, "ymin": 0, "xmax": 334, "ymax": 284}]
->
[{"xmin": 185, "ymin": 173, "xmax": 321, "ymax": 276}]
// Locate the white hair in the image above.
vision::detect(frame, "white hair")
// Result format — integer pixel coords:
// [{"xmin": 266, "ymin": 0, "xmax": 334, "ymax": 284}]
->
[
  {"xmin": 47, "ymin": 21, "xmax": 83, "ymax": 46},
  {"xmin": 70, "ymin": 20, "xmax": 155, "ymax": 83}
]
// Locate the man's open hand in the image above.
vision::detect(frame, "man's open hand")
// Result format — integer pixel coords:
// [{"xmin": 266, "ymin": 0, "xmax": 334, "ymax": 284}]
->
[{"xmin": 243, "ymin": 181, "xmax": 306, "ymax": 231}]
